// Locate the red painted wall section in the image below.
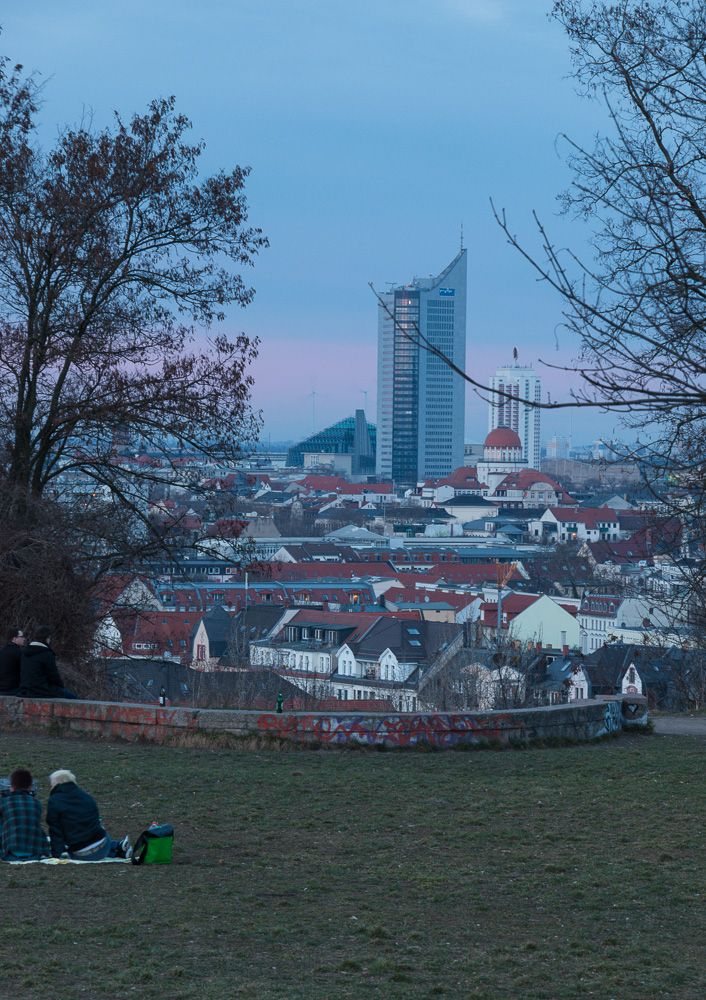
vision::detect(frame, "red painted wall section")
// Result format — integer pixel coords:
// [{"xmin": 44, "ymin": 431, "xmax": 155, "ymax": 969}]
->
[
  {"xmin": 0, "ymin": 697, "xmax": 199, "ymax": 743},
  {"xmin": 0, "ymin": 695, "xmax": 647, "ymax": 746}
]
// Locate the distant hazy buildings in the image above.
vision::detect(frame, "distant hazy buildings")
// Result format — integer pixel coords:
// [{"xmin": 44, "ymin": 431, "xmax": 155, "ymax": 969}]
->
[
  {"xmin": 376, "ymin": 249, "xmax": 467, "ymax": 485},
  {"xmin": 546, "ymin": 435, "xmax": 570, "ymax": 460},
  {"xmin": 488, "ymin": 354, "xmax": 541, "ymax": 470},
  {"xmin": 287, "ymin": 410, "xmax": 375, "ymax": 478}
]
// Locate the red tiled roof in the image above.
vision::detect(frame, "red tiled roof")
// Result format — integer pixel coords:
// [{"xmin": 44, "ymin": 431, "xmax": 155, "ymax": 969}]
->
[
  {"xmin": 579, "ymin": 595, "xmax": 622, "ymax": 616},
  {"xmin": 104, "ymin": 609, "xmax": 205, "ymax": 661},
  {"xmin": 588, "ymin": 538, "xmax": 651, "ymax": 565},
  {"xmin": 545, "ymin": 507, "xmax": 621, "ymax": 527},
  {"xmin": 383, "ymin": 563, "xmax": 522, "ymax": 586},
  {"xmin": 481, "ymin": 593, "xmax": 577, "ymax": 627},
  {"xmin": 433, "ymin": 563, "xmax": 524, "ymax": 585},
  {"xmin": 386, "ymin": 587, "xmax": 478, "ymax": 611},
  {"xmin": 423, "ymin": 467, "xmax": 484, "ymax": 490},
  {"xmin": 293, "ymin": 475, "xmax": 394, "ymax": 495},
  {"xmin": 206, "ymin": 518, "xmax": 248, "ymax": 537},
  {"xmin": 282, "ymin": 609, "xmax": 423, "ymax": 641},
  {"xmin": 268, "ymin": 562, "xmax": 398, "ymax": 581},
  {"xmin": 495, "ymin": 471, "xmax": 574, "ymax": 503}
]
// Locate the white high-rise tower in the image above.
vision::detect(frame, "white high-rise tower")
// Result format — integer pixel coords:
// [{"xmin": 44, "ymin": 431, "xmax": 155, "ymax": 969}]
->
[{"xmin": 488, "ymin": 351, "xmax": 541, "ymax": 470}]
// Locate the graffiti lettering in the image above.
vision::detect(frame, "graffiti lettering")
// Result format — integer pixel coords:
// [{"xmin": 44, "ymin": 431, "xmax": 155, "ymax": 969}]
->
[{"xmin": 257, "ymin": 712, "xmax": 525, "ymax": 747}]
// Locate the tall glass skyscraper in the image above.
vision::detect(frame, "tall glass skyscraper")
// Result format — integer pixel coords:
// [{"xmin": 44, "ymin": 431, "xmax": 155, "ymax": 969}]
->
[{"xmin": 376, "ymin": 249, "xmax": 466, "ymax": 484}]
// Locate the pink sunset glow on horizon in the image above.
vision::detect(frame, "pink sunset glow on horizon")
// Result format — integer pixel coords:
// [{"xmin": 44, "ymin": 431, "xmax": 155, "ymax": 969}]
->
[{"xmin": 248, "ymin": 331, "xmax": 616, "ymax": 447}]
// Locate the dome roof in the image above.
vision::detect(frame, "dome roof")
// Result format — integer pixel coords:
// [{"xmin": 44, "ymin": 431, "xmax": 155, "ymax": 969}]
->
[{"xmin": 485, "ymin": 426, "xmax": 522, "ymax": 449}]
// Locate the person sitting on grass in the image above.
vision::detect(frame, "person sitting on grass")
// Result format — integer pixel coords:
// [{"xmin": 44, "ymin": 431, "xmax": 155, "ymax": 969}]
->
[
  {"xmin": 20, "ymin": 627, "xmax": 78, "ymax": 700},
  {"xmin": 0, "ymin": 768, "xmax": 49, "ymax": 862},
  {"xmin": 46, "ymin": 770, "xmax": 131, "ymax": 861}
]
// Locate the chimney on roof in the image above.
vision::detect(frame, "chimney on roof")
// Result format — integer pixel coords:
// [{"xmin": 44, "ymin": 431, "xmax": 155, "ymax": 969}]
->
[
  {"xmin": 536, "ymin": 642, "xmax": 542, "ymax": 651},
  {"xmin": 562, "ymin": 644, "xmax": 569, "ymax": 656}
]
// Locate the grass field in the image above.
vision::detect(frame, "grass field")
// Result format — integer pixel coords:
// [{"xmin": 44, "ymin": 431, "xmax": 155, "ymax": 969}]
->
[{"xmin": 0, "ymin": 729, "xmax": 704, "ymax": 1000}]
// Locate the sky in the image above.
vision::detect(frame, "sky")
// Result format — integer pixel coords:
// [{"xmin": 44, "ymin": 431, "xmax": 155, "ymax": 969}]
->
[{"xmin": 2, "ymin": 0, "xmax": 625, "ymax": 449}]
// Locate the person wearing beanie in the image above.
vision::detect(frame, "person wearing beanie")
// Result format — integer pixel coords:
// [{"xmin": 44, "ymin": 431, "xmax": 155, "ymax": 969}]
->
[
  {"xmin": 0, "ymin": 769, "xmax": 49, "ymax": 861},
  {"xmin": 46, "ymin": 770, "xmax": 131, "ymax": 861},
  {"xmin": 20, "ymin": 627, "xmax": 77, "ymax": 700}
]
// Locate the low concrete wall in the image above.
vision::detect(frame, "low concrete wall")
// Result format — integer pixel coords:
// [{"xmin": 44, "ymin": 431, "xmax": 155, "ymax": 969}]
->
[{"xmin": 0, "ymin": 694, "xmax": 648, "ymax": 748}]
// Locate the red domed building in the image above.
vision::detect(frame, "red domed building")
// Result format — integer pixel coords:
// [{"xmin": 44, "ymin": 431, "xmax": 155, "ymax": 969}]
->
[
  {"xmin": 416, "ymin": 424, "xmax": 575, "ymax": 512},
  {"xmin": 483, "ymin": 426, "xmax": 523, "ymax": 463},
  {"xmin": 476, "ymin": 425, "xmax": 527, "ymax": 492}
]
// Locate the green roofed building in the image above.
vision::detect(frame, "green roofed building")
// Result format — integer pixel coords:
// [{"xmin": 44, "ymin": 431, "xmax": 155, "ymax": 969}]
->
[{"xmin": 288, "ymin": 410, "xmax": 376, "ymax": 477}]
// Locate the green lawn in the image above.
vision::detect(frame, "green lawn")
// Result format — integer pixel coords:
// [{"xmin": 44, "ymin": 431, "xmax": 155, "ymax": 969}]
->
[{"xmin": 0, "ymin": 730, "xmax": 703, "ymax": 999}]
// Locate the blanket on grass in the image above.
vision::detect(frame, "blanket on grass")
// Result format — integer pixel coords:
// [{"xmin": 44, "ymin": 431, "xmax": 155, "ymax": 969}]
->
[{"xmin": 5, "ymin": 857, "xmax": 131, "ymax": 865}]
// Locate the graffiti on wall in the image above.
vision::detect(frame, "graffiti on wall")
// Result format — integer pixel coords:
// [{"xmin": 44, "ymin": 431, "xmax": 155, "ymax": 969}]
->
[
  {"xmin": 598, "ymin": 700, "xmax": 622, "ymax": 737},
  {"xmin": 257, "ymin": 712, "xmax": 525, "ymax": 747}
]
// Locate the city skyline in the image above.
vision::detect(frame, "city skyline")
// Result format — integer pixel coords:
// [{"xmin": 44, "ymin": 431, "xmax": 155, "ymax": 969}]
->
[{"xmin": 2, "ymin": 1, "xmax": 625, "ymax": 449}]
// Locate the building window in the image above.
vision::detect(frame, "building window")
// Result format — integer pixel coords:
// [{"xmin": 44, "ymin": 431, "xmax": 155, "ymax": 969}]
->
[{"xmin": 197, "ymin": 645, "xmax": 206, "ymax": 661}]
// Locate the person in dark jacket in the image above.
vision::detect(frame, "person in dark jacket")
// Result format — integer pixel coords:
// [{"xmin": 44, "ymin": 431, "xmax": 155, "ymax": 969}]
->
[
  {"xmin": 0, "ymin": 627, "xmax": 25, "ymax": 696},
  {"xmin": 20, "ymin": 627, "xmax": 77, "ymax": 699},
  {"xmin": 46, "ymin": 770, "xmax": 131, "ymax": 861},
  {"xmin": 0, "ymin": 768, "xmax": 48, "ymax": 861}
]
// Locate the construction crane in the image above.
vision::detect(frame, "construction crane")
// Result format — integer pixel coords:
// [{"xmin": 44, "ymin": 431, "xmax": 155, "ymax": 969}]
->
[{"xmin": 496, "ymin": 562, "xmax": 518, "ymax": 647}]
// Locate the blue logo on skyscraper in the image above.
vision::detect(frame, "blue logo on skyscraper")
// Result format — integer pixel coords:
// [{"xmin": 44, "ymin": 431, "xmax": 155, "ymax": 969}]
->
[{"xmin": 439, "ymin": 287, "xmax": 455, "ymax": 296}]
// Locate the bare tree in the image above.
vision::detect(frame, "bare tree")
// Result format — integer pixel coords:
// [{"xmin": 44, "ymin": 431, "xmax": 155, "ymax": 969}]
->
[
  {"xmin": 0, "ymin": 59, "xmax": 265, "ymax": 515},
  {"xmin": 373, "ymin": 2, "xmax": 706, "ymax": 651},
  {"xmin": 372, "ymin": 2, "xmax": 706, "ymax": 480},
  {"xmin": 420, "ymin": 645, "xmax": 532, "ymax": 712},
  {"xmin": 0, "ymin": 48, "xmax": 267, "ymax": 668},
  {"xmin": 494, "ymin": 1, "xmax": 706, "ymax": 471}
]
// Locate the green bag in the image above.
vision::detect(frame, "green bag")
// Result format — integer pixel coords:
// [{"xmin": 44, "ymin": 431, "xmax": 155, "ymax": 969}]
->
[{"xmin": 131, "ymin": 823, "xmax": 174, "ymax": 865}]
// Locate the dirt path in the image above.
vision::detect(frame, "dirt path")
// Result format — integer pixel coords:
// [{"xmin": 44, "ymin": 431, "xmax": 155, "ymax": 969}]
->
[{"xmin": 653, "ymin": 714, "xmax": 706, "ymax": 736}]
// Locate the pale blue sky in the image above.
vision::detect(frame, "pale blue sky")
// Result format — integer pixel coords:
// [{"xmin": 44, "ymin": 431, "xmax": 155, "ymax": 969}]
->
[{"xmin": 3, "ymin": 1, "xmax": 622, "ymax": 447}]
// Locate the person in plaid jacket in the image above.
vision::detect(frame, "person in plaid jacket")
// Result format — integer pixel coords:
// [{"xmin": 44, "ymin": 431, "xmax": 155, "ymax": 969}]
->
[{"xmin": 0, "ymin": 769, "xmax": 48, "ymax": 861}]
